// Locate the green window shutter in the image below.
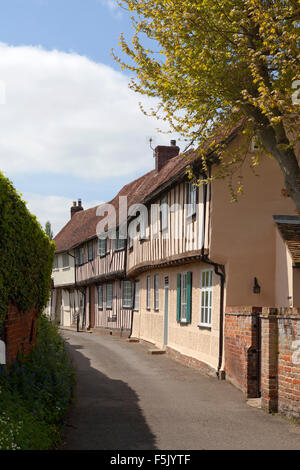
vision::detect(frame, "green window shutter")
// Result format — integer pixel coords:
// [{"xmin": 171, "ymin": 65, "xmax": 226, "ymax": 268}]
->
[
  {"xmin": 177, "ymin": 274, "xmax": 181, "ymax": 322},
  {"xmin": 186, "ymin": 272, "xmax": 192, "ymax": 323}
]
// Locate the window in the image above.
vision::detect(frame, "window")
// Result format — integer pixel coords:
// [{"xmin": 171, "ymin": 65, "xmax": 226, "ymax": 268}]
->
[
  {"xmin": 200, "ymin": 270, "xmax": 213, "ymax": 327},
  {"xmin": 75, "ymin": 248, "xmax": 84, "ymax": 266},
  {"xmin": 98, "ymin": 285, "xmax": 103, "ymax": 310},
  {"xmin": 78, "ymin": 247, "xmax": 84, "ymax": 265},
  {"xmin": 88, "ymin": 241, "xmax": 94, "ymax": 261},
  {"xmin": 250, "ymin": 136, "xmax": 259, "ymax": 151},
  {"xmin": 122, "ymin": 281, "xmax": 132, "ymax": 308},
  {"xmin": 154, "ymin": 275, "xmax": 159, "ymax": 310},
  {"xmin": 62, "ymin": 253, "xmax": 69, "ymax": 268},
  {"xmin": 115, "ymin": 233, "xmax": 126, "ymax": 251},
  {"xmin": 186, "ymin": 182, "xmax": 197, "ymax": 218},
  {"xmin": 177, "ymin": 272, "xmax": 192, "ymax": 323},
  {"xmin": 134, "ymin": 281, "xmax": 140, "ymax": 310},
  {"xmin": 98, "ymin": 237, "xmax": 107, "ymax": 257},
  {"xmin": 129, "ymin": 234, "xmax": 133, "ymax": 250},
  {"xmin": 160, "ymin": 196, "xmax": 169, "ymax": 232},
  {"xmin": 106, "ymin": 284, "xmax": 113, "ymax": 310},
  {"xmin": 146, "ymin": 276, "xmax": 151, "ymax": 310},
  {"xmin": 53, "ymin": 255, "xmax": 59, "ymax": 270}
]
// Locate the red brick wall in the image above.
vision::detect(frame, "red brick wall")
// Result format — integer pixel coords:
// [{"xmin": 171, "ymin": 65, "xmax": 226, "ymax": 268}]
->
[
  {"xmin": 225, "ymin": 307, "xmax": 261, "ymax": 397},
  {"xmin": 225, "ymin": 306, "xmax": 300, "ymax": 422},
  {"xmin": 265, "ymin": 308, "xmax": 300, "ymax": 421},
  {"xmin": 4, "ymin": 303, "xmax": 39, "ymax": 363},
  {"xmin": 260, "ymin": 310, "xmax": 278, "ymax": 412}
]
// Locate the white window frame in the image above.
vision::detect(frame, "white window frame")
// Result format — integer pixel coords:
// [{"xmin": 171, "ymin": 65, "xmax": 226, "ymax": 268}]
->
[
  {"xmin": 98, "ymin": 285, "xmax": 103, "ymax": 310},
  {"xmin": 122, "ymin": 281, "xmax": 132, "ymax": 309},
  {"xmin": 154, "ymin": 275, "xmax": 159, "ymax": 311},
  {"xmin": 180, "ymin": 272, "xmax": 188, "ymax": 322},
  {"xmin": 106, "ymin": 284, "xmax": 113, "ymax": 310},
  {"xmin": 146, "ymin": 276, "xmax": 151, "ymax": 310},
  {"xmin": 186, "ymin": 182, "xmax": 197, "ymax": 218},
  {"xmin": 200, "ymin": 269, "xmax": 213, "ymax": 327}
]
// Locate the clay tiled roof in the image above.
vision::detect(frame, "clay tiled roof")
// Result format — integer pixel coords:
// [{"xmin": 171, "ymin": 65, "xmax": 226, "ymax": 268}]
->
[
  {"xmin": 274, "ymin": 216, "xmax": 300, "ymax": 265},
  {"xmin": 54, "ymin": 171, "xmax": 152, "ymax": 253},
  {"xmin": 54, "ymin": 122, "xmax": 243, "ymax": 253}
]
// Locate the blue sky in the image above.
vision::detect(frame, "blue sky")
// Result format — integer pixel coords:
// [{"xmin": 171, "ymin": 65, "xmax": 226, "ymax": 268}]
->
[
  {"xmin": 0, "ymin": 0, "xmax": 175, "ymax": 234},
  {"xmin": 0, "ymin": 0, "xmax": 130, "ymax": 68}
]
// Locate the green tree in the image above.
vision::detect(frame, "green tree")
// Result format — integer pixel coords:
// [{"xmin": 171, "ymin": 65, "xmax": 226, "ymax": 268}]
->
[
  {"xmin": 45, "ymin": 221, "xmax": 53, "ymax": 240},
  {"xmin": 114, "ymin": 0, "xmax": 300, "ymax": 209}
]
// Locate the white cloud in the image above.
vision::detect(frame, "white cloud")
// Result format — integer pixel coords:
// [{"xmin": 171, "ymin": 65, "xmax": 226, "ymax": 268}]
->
[
  {"xmin": 24, "ymin": 193, "xmax": 103, "ymax": 236},
  {"xmin": 0, "ymin": 43, "xmax": 174, "ymax": 181}
]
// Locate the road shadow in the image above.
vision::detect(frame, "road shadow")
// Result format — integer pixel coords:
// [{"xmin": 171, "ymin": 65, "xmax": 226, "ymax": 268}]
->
[{"xmin": 60, "ymin": 341, "xmax": 157, "ymax": 450}]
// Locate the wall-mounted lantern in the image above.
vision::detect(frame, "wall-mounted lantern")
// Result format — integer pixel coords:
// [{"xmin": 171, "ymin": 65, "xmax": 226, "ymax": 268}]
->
[{"xmin": 253, "ymin": 277, "xmax": 261, "ymax": 294}]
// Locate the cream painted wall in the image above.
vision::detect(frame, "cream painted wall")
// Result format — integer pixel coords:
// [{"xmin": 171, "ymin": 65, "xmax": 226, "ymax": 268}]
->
[
  {"xmin": 61, "ymin": 289, "xmax": 72, "ymax": 327},
  {"xmin": 52, "ymin": 250, "xmax": 75, "ymax": 287},
  {"xmin": 209, "ymin": 145, "xmax": 296, "ymax": 307},
  {"xmin": 132, "ymin": 261, "xmax": 221, "ymax": 371}
]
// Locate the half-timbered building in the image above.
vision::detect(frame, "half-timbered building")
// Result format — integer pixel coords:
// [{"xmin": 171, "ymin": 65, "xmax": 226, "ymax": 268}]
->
[{"xmin": 50, "ymin": 129, "xmax": 298, "ymax": 378}]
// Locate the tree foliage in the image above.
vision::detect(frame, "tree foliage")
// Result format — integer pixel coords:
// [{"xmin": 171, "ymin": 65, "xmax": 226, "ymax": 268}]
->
[
  {"xmin": 114, "ymin": 0, "xmax": 300, "ymax": 209},
  {"xmin": 0, "ymin": 173, "xmax": 55, "ymax": 326}
]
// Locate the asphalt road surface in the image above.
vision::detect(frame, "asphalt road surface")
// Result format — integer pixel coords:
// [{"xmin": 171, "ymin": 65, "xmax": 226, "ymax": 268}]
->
[{"xmin": 60, "ymin": 329, "xmax": 300, "ymax": 450}]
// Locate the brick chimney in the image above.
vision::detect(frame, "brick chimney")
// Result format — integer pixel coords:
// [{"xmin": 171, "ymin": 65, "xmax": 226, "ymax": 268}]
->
[
  {"xmin": 155, "ymin": 140, "xmax": 180, "ymax": 172},
  {"xmin": 71, "ymin": 199, "xmax": 84, "ymax": 219}
]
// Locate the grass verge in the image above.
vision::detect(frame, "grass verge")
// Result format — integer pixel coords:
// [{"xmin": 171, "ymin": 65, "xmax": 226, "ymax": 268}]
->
[{"xmin": 0, "ymin": 314, "xmax": 75, "ymax": 450}]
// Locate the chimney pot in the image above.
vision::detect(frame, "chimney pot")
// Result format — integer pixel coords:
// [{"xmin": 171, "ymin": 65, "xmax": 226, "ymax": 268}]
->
[{"xmin": 71, "ymin": 199, "xmax": 84, "ymax": 218}]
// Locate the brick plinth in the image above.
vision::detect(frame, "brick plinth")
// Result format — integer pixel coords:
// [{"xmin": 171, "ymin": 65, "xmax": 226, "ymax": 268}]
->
[{"xmin": 165, "ymin": 346, "xmax": 217, "ymax": 378}]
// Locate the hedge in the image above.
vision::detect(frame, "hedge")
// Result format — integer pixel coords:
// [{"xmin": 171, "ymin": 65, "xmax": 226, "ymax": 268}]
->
[{"xmin": 0, "ymin": 172, "xmax": 55, "ymax": 327}]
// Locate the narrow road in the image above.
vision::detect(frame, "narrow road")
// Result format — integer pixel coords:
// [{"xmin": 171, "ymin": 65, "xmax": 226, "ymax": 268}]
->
[{"xmin": 60, "ymin": 329, "xmax": 300, "ymax": 450}]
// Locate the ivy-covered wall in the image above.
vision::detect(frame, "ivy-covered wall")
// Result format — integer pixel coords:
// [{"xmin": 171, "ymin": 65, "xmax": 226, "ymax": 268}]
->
[{"xmin": 0, "ymin": 172, "xmax": 55, "ymax": 328}]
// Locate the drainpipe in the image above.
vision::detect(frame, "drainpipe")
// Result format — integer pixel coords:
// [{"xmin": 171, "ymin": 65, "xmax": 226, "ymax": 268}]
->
[
  {"xmin": 200, "ymin": 255, "xmax": 225, "ymax": 378},
  {"xmin": 200, "ymin": 170, "xmax": 226, "ymax": 379}
]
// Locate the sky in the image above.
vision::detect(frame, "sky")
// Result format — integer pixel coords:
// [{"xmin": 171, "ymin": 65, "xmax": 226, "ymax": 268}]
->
[{"xmin": 0, "ymin": 0, "xmax": 177, "ymax": 235}]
